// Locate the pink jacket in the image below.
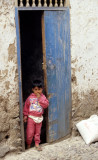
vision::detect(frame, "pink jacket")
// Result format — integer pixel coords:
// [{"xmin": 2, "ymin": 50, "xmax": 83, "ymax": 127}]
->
[{"xmin": 23, "ymin": 93, "xmax": 49, "ymax": 118}]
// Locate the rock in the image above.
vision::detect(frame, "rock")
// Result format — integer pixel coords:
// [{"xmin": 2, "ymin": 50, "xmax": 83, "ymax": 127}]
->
[
  {"xmin": 0, "ymin": 111, "xmax": 10, "ymax": 132},
  {"xmin": 0, "ymin": 132, "xmax": 7, "ymax": 142},
  {"xmin": 0, "ymin": 145, "xmax": 10, "ymax": 158},
  {"xmin": 12, "ymin": 139, "xmax": 22, "ymax": 147}
]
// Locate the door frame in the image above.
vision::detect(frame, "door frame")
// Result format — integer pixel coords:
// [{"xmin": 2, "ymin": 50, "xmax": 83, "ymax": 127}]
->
[{"xmin": 15, "ymin": 6, "xmax": 71, "ymax": 150}]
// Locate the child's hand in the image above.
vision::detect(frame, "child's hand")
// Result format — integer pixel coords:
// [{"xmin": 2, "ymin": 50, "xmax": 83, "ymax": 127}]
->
[
  {"xmin": 23, "ymin": 116, "xmax": 27, "ymax": 123},
  {"xmin": 36, "ymin": 93, "xmax": 41, "ymax": 98}
]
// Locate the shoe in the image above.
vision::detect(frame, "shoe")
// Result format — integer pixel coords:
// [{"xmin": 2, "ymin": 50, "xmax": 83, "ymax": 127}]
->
[{"xmin": 35, "ymin": 146, "xmax": 42, "ymax": 151}]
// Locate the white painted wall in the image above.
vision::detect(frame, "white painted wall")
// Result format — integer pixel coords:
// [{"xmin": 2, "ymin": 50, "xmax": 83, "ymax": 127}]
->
[
  {"xmin": 70, "ymin": 0, "xmax": 98, "ymax": 94},
  {"xmin": 0, "ymin": 1, "xmax": 18, "ymax": 97},
  {"xmin": 70, "ymin": 0, "xmax": 98, "ymax": 134}
]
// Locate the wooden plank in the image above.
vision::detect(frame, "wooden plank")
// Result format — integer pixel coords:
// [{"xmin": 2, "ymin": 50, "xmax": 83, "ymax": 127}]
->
[
  {"xmin": 16, "ymin": 7, "xmax": 68, "ymax": 11},
  {"xmin": 41, "ymin": 13, "xmax": 48, "ymax": 96},
  {"xmin": 15, "ymin": 0, "xmax": 18, "ymax": 6},
  {"xmin": 44, "ymin": 9, "xmax": 71, "ymax": 142},
  {"xmin": 65, "ymin": 0, "xmax": 70, "ymax": 7},
  {"xmin": 41, "ymin": 12, "xmax": 49, "ymax": 140},
  {"xmin": 15, "ymin": 8, "xmax": 25, "ymax": 151}
]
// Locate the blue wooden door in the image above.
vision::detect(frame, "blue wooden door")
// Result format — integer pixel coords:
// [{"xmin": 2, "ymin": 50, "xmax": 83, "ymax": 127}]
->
[{"xmin": 43, "ymin": 9, "xmax": 71, "ymax": 142}]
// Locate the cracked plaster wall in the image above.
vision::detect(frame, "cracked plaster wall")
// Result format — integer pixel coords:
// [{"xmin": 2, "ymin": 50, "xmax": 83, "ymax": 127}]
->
[
  {"xmin": 0, "ymin": 0, "xmax": 21, "ymax": 157},
  {"xmin": 70, "ymin": 0, "xmax": 98, "ymax": 135}
]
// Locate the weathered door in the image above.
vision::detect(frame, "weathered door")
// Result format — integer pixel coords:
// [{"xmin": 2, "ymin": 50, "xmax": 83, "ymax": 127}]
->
[
  {"xmin": 15, "ymin": 8, "xmax": 71, "ymax": 147},
  {"xmin": 42, "ymin": 9, "xmax": 71, "ymax": 142}
]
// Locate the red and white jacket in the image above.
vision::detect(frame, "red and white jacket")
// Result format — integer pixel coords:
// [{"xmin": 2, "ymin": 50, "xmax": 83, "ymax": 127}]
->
[{"xmin": 23, "ymin": 93, "xmax": 49, "ymax": 118}]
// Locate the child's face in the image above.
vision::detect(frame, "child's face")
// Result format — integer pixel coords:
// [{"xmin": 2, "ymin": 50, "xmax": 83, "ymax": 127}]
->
[{"xmin": 32, "ymin": 86, "xmax": 43, "ymax": 96}]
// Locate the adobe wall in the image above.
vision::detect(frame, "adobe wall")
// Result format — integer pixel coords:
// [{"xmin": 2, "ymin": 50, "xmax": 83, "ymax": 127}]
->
[
  {"xmin": 0, "ymin": 0, "xmax": 21, "ymax": 157},
  {"xmin": 70, "ymin": 0, "xmax": 98, "ymax": 135},
  {"xmin": 0, "ymin": 0, "xmax": 98, "ymax": 157}
]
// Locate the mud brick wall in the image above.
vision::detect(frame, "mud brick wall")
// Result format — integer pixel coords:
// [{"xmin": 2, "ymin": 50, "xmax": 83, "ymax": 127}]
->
[{"xmin": 0, "ymin": 0, "xmax": 22, "ymax": 157}]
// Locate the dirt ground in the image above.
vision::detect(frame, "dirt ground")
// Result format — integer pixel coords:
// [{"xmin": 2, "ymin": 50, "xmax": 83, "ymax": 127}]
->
[{"xmin": 1, "ymin": 136, "xmax": 98, "ymax": 160}]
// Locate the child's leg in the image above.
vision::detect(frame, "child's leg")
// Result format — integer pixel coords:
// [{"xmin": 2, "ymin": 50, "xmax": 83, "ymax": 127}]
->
[
  {"xmin": 34, "ymin": 122, "xmax": 42, "ymax": 147},
  {"xmin": 26, "ymin": 118, "xmax": 35, "ymax": 148}
]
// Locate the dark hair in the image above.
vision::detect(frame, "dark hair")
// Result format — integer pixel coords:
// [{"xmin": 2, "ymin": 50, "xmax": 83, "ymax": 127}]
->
[{"xmin": 32, "ymin": 80, "xmax": 43, "ymax": 88}]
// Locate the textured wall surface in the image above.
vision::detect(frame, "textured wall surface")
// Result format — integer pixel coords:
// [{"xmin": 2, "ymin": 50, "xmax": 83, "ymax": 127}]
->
[
  {"xmin": 0, "ymin": 0, "xmax": 22, "ymax": 157},
  {"xmin": 70, "ymin": 0, "xmax": 98, "ymax": 135},
  {"xmin": 0, "ymin": 0, "xmax": 98, "ymax": 157}
]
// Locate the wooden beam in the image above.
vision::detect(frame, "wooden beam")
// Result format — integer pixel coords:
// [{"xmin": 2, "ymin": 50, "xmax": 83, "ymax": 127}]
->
[
  {"xmin": 15, "ymin": 7, "xmax": 25, "ymax": 151},
  {"xmin": 15, "ymin": 0, "xmax": 18, "ymax": 6},
  {"xmin": 17, "ymin": 7, "xmax": 67, "ymax": 11},
  {"xmin": 65, "ymin": 0, "xmax": 70, "ymax": 7}
]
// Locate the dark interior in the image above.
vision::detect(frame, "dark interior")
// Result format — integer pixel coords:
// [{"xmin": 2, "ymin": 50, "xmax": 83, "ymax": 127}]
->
[{"xmin": 19, "ymin": 11, "xmax": 47, "ymax": 148}]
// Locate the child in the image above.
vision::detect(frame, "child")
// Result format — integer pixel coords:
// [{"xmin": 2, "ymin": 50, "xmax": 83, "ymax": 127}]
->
[{"xmin": 23, "ymin": 80, "xmax": 49, "ymax": 151}]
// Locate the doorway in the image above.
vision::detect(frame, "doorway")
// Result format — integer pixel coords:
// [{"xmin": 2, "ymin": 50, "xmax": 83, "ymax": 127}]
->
[
  {"xmin": 19, "ymin": 11, "xmax": 47, "ymax": 148},
  {"xmin": 15, "ymin": 8, "xmax": 71, "ymax": 151}
]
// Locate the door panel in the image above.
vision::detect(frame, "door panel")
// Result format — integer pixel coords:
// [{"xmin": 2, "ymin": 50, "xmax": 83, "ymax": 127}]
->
[{"xmin": 43, "ymin": 9, "xmax": 71, "ymax": 142}]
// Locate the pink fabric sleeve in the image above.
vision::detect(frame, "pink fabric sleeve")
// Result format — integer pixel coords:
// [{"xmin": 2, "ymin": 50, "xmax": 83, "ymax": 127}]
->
[
  {"xmin": 23, "ymin": 97, "xmax": 30, "ymax": 116},
  {"xmin": 38, "ymin": 95, "xmax": 49, "ymax": 109}
]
